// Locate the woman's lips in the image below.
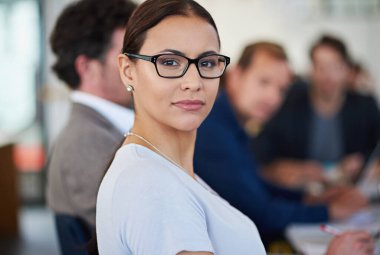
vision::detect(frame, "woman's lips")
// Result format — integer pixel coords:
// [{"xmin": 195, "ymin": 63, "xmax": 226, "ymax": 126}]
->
[{"xmin": 172, "ymin": 100, "xmax": 205, "ymax": 111}]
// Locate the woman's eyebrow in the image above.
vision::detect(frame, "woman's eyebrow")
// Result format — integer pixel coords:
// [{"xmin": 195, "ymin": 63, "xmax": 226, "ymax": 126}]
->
[
  {"xmin": 198, "ymin": 51, "xmax": 218, "ymax": 57},
  {"xmin": 158, "ymin": 49, "xmax": 184, "ymax": 56},
  {"xmin": 158, "ymin": 49, "xmax": 219, "ymax": 58}
]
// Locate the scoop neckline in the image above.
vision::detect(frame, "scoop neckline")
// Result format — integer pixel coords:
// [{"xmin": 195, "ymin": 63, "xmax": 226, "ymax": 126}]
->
[{"xmin": 120, "ymin": 143, "xmax": 214, "ymax": 193}]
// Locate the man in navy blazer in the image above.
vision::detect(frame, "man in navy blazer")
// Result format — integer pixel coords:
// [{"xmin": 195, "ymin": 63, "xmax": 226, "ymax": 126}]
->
[{"xmin": 194, "ymin": 42, "xmax": 367, "ymax": 244}]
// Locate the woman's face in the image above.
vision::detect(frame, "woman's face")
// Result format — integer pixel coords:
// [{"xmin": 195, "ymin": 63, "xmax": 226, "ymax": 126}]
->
[{"xmin": 120, "ymin": 15, "xmax": 221, "ymax": 132}]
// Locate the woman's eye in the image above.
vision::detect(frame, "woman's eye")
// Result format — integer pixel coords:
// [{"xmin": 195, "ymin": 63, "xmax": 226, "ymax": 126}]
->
[
  {"xmin": 158, "ymin": 56, "xmax": 182, "ymax": 67},
  {"xmin": 200, "ymin": 59, "xmax": 216, "ymax": 68},
  {"xmin": 161, "ymin": 59, "xmax": 179, "ymax": 66}
]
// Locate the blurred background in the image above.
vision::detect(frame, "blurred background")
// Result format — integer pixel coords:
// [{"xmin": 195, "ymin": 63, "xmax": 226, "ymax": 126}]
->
[{"xmin": 0, "ymin": 0, "xmax": 380, "ymax": 254}]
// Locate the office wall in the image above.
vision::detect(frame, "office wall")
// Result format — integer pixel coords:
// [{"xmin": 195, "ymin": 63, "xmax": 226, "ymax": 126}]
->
[{"xmin": 42, "ymin": 0, "xmax": 73, "ymax": 148}]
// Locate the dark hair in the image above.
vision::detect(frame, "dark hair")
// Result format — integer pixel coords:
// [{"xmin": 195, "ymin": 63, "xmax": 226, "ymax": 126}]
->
[
  {"xmin": 237, "ymin": 41, "xmax": 288, "ymax": 71},
  {"xmin": 122, "ymin": 0, "xmax": 220, "ymax": 55},
  {"xmin": 309, "ymin": 34, "xmax": 351, "ymax": 64},
  {"xmin": 50, "ymin": 0, "xmax": 136, "ymax": 89}
]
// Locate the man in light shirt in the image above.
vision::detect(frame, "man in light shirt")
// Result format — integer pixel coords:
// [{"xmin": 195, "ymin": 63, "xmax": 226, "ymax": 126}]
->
[{"xmin": 46, "ymin": 0, "xmax": 136, "ymax": 254}]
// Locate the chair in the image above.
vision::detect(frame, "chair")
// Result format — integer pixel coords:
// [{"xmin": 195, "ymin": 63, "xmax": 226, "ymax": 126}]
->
[{"xmin": 54, "ymin": 214, "xmax": 92, "ymax": 255}]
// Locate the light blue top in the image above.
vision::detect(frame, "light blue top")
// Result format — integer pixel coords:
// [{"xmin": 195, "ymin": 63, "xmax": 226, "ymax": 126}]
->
[
  {"xmin": 96, "ymin": 144, "xmax": 265, "ymax": 255},
  {"xmin": 308, "ymin": 110, "xmax": 342, "ymax": 163}
]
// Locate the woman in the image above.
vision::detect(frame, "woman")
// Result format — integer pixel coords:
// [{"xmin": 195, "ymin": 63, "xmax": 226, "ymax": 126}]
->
[
  {"xmin": 96, "ymin": 1, "xmax": 375, "ymax": 255},
  {"xmin": 96, "ymin": 0, "xmax": 265, "ymax": 254}
]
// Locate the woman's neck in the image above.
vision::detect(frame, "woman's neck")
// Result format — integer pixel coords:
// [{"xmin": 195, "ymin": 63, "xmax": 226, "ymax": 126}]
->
[{"xmin": 126, "ymin": 119, "xmax": 197, "ymax": 178}]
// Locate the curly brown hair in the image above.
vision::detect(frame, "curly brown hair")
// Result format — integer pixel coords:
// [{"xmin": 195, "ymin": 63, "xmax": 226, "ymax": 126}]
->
[{"xmin": 50, "ymin": 0, "xmax": 136, "ymax": 89}]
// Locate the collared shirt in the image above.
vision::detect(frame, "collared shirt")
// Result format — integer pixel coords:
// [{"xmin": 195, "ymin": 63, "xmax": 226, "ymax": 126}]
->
[{"xmin": 71, "ymin": 91, "xmax": 134, "ymax": 134}]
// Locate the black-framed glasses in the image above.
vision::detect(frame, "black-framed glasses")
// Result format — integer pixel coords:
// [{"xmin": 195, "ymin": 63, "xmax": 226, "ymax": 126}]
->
[{"xmin": 124, "ymin": 52, "xmax": 230, "ymax": 79}]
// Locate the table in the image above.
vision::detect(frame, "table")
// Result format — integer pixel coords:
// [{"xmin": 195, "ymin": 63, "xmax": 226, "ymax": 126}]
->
[{"xmin": 286, "ymin": 206, "xmax": 380, "ymax": 255}]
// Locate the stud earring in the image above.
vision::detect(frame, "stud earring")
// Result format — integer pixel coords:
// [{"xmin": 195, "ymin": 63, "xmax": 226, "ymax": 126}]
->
[{"xmin": 126, "ymin": 84, "xmax": 134, "ymax": 92}]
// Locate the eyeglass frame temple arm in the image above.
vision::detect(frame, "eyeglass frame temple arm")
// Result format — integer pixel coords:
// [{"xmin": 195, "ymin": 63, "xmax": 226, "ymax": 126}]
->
[{"xmin": 124, "ymin": 53, "xmax": 155, "ymax": 62}]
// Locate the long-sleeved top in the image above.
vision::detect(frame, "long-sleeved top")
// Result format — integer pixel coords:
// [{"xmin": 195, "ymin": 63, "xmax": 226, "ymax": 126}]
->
[{"xmin": 194, "ymin": 91, "xmax": 328, "ymax": 243}]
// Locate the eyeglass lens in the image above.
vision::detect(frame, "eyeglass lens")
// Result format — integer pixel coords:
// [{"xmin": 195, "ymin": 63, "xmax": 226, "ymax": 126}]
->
[{"xmin": 155, "ymin": 54, "xmax": 227, "ymax": 78}]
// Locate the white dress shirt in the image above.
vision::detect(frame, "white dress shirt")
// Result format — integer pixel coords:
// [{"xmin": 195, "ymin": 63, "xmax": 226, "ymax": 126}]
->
[{"xmin": 71, "ymin": 91, "xmax": 134, "ymax": 134}]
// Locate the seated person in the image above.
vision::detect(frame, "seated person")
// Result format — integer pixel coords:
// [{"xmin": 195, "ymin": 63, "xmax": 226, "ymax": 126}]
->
[
  {"xmin": 253, "ymin": 35, "xmax": 380, "ymax": 189},
  {"xmin": 194, "ymin": 41, "xmax": 368, "ymax": 245},
  {"xmin": 46, "ymin": 0, "xmax": 135, "ymax": 253}
]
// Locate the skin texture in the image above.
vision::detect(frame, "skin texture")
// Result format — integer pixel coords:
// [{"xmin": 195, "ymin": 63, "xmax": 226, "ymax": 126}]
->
[
  {"xmin": 311, "ymin": 45, "xmax": 348, "ymax": 109},
  {"xmin": 129, "ymin": 16, "xmax": 220, "ymax": 134},
  {"xmin": 118, "ymin": 16, "xmax": 221, "ymax": 254},
  {"xmin": 78, "ymin": 28, "xmax": 132, "ymax": 107},
  {"xmin": 119, "ymin": 15, "xmax": 220, "ymax": 177},
  {"xmin": 227, "ymin": 51, "xmax": 292, "ymax": 125},
  {"xmin": 326, "ymin": 231, "xmax": 375, "ymax": 255}
]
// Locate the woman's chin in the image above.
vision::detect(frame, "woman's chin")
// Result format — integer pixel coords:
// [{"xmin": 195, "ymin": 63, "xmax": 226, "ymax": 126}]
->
[{"xmin": 173, "ymin": 120, "xmax": 203, "ymax": 133}]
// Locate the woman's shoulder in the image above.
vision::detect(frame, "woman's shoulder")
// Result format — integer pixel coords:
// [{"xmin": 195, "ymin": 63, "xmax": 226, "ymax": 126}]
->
[
  {"xmin": 98, "ymin": 144, "xmax": 205, "ymax": 223},
  {"xmin": 102, "ymin": 143, "xmax": 189, "ymax": 198}
]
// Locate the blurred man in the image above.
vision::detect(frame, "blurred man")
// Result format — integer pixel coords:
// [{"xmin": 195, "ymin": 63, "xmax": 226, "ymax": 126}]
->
[
  {"xmin": 254, "ymin": 35, "xmax": 380, "ymax": 189},
  {"xmin": 194, "ymin": 42, "xmax": 367, "ymax": 245},
  {"xmin": 46, "ymin": 0, "xmax": 136, "ymax": 254}
]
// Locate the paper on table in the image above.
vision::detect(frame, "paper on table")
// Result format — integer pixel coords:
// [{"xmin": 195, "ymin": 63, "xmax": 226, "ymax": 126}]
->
[{"xmin": 286, "ymin": 224, "xmax": 332, "ymax": 255}]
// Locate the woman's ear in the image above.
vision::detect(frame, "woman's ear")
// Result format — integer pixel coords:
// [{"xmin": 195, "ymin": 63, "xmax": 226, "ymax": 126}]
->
[{"xmin": 118, "ymin": 54, "xmax": 135, "ymax": 86}]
